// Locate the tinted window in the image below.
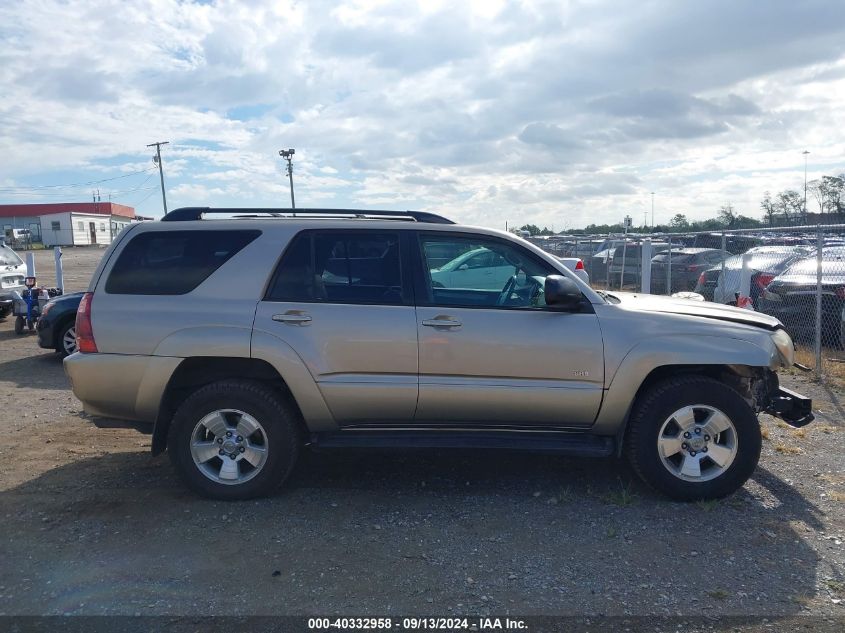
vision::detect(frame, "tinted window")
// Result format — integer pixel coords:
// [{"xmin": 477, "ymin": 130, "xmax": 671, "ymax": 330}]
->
[
  {"xmin": 267, "ymin": 231, "xmax": 407, "ymax": 305},
  {"xmin": 106, "ymin": 230, "xmax": 260, "ymax": 295},
  {"xmin": 420, "ymin": 235, "xmax": 557, "ymax": 308}
]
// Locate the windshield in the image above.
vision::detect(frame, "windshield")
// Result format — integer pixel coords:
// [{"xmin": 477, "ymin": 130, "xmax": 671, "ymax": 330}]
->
[{"xmin": 0, "ymin": 245, "xmax": 23, "ymax": 267}]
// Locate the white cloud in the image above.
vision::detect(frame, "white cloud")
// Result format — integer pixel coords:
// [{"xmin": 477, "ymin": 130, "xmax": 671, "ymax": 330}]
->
[{"xmin": 1, "ymin": 0, "xmax": 844, "ymax": 226}]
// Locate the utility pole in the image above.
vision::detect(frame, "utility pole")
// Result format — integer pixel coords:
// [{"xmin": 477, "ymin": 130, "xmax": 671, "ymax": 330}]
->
[
  {"xmin": 803, "ymin": 150, "xmax": 810, "ymax": 220},
  {"xmin": 651, "ymin": 191, "xmax": 655, "ymax": 227},
  {"xmin": 279, "ymin": 148, "xmax": 296, "ymax": 209},
  {"xmin": 147, "ymin": 141, "xmax": 170, "ymax": 215}
]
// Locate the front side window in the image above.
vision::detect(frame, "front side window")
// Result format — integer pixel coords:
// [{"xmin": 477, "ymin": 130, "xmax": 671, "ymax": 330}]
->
[
  {"xmin": 266, "ymin": 231, "xmax": 407, "ymax": 305},
  {"xmin": 106, "ymin": 230, "xmax": 260, "ymax": 295},
  {"xmin": 420, "ymin": 235, "xmax": 558, "ymax": 308}
]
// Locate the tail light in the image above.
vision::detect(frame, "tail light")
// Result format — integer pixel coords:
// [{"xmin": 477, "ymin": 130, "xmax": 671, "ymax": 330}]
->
[
  {"xmin": 697, "ymin": 272, "xmax": 706, "ymax": 286},
  {"xmin": 75, "ymin": 292, "xmax": 98, "ymax": 353},
  {"xmin": 575, "ymin": 259, "xmax": 585, "ymax": 270},
  {"xmin": 754, "ymin": 273, "xmax": 775, "ymax": 290},
  {"xmin": 836, "ymin": 287, "xmax": 845, "ymax": 300}
]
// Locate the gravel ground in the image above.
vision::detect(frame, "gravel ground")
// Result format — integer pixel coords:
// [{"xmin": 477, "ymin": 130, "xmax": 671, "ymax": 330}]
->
[{"xmin": 0, "ymin": 247, "xmax": 843, "ymax": 618}]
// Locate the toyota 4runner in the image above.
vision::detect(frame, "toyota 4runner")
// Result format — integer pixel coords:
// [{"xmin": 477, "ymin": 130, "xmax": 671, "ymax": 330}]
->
[{"xmin": 64, "ymin": 208, "xmax": 814, "ymax": 501}]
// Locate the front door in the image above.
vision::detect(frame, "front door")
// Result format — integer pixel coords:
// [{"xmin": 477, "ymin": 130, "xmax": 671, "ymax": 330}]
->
[
  {"xmin": 414, "ymin": 233, "xmax": 604, "ymax": 427},
  {"xmin": 89, "ymin": 222, "xmax": 97, "ymax": 245},
  {"xmin": 255, "ymin": 229, "xmax": 418, "ymax": 424}
]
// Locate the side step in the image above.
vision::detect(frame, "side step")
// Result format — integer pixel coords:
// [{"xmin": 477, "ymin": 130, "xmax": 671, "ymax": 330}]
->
[{"xmin": 310, "ymin": 429, "xmax": 614, "ymax": 457}]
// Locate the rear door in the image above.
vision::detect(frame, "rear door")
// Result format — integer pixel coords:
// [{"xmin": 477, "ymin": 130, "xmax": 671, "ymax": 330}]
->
[
  {"xmin": 255, "ymin": 229, "xmax": 418, "ymax": 424},
  {"xmin": 413, "ymin": 232, "xmax": 604, "ymax": 427}
]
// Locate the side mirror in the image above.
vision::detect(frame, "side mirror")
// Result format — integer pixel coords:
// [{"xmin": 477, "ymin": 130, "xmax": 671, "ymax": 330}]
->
[{"xmin": 545, "ymin": 275, "xmax": 582, "ymax": 309}]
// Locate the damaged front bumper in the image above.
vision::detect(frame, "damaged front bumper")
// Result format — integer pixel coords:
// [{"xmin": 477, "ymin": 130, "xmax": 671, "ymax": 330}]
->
[{"xmin": 766, "ymin": 386, "xmax": 815, "ymax": 428}]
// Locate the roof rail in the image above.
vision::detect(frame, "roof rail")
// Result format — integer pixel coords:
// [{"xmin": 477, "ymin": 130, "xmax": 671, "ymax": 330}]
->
[{"xmin": 161, "ymin": 207, "xmax": 455, "ymax": 224}]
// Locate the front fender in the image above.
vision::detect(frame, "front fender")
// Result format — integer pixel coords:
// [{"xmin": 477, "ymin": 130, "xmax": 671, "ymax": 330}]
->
[{"xmin": 592, "ymin": 333, "xmax": 778, "ymax": 435}]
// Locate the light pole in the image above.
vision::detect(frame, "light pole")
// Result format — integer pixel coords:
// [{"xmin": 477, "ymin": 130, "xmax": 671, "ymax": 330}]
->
[
  {"xmin": 147, "ymin": 141, "xmax": 169, "ymax": 215},
  {"xmin": 650, "ymin": 192, "xmax": 655, "ymax": 228},
  {"xmin": 803, "ymin": 150, "xmax": 810, "ymax": 220},
  {"xmin": 279, "ymin": 148, "xmax": 296, "ymax": 209}
]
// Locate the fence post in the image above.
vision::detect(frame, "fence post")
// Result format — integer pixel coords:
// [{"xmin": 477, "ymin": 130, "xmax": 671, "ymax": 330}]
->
[
  {"xmin": 641, "ymin": 238, "xmax": 652, "ymax": 293},
  {"xmin": 619, "ymin": 240, "xmax": 628, "ymax": 289},
  {"xmin": 815, "ymin": 224, "xmax": 823, "ymax": 377},
  {"xmin": 667, "ymin": 239, "xmax": 672, "ymax": 295},
  {"xmin": 720, "ymin": 231, "xmax": 727, "ymax": 302},
  {"xmin": 54, "ymin": 247, "xmax": 64, "ymax": 292}
]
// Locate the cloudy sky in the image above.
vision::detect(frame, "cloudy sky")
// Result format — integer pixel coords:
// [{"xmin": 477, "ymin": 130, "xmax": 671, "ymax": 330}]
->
[{"xmin": 1, "ymin": 0, "xmax": 844, "ymax": 230}]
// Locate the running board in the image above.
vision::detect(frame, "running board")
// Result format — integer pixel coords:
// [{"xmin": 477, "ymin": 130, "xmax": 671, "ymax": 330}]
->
[{"xmin": 310, "ymin": 429, "xmax": 614, "ymax": 457}]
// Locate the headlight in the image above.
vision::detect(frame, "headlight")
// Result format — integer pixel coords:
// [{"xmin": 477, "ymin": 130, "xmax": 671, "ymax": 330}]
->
[
  {"xmin": 771, "ymin": 328, "xmax": 795, "ymax": 366},
  {"xmin": 40, "ymin": 302, "xmax": 53, "ymax": 317}
]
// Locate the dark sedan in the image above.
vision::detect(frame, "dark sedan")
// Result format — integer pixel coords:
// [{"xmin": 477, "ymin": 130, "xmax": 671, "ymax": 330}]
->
[
  {"xmin": 36, "ymin": 291, "xmax": 83, "ymax": 357},
  {"xmin": 651, "ymin": 248, "xmax": 731, "ymax": 294},
  {"xmin": 757, "ymin": 248, "xmax": 845, "ymax": 348}
]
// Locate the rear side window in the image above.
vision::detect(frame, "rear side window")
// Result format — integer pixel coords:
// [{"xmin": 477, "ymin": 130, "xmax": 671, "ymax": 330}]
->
[
  {"xmin": 266, "ymin": 231, "xmax": 408, "ymax": 305},
  {"xmin": 105, "ymin": 230, "xmax": 260, "ymax": 295}
]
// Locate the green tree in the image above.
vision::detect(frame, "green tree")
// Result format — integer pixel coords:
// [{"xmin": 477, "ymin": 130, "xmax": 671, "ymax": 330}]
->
[{"xmin": 669, "ymin": 213, "xmax": 689, "ymax": 230}]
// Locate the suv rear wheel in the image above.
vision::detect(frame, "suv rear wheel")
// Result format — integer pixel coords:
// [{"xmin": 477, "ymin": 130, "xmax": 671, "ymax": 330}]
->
[
  {"xmin": 624, "ymin": 375, "xmax": 761, "ymax": 501},
  {"xmin": 168, "ymin": 380, "xmax": 300, "ymax": 500}
]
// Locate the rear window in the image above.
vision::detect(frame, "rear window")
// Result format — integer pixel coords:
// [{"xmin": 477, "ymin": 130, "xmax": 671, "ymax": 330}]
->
[
  {"xmin": 266, "ymin": 230, "xmax": 408, "ymax": 305},
  {"xmin": 105, "ymin": 230, "xmax": 260, "ymax": 295}
]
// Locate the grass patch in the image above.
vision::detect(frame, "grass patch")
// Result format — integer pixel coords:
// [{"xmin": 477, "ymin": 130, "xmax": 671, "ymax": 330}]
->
[
  {"xmin": 829, "ymin": 491, "xmax": 845, "ymax": 502},
  {"xmin": 605, "ymin": 526, "xmax": 617, "ymax": 539},
  {"xmin": 815, "ymin": 424, "xmax": 839, "ymax": 434},
  {"xmin": 791, "ymin": 428, "xmax": 807, "ymax": 439},
  {"xmin": 707, "ymin": 589, "xmax": 729, "ymax": 601},
  {"xmin": 602, "ymin": 480, "xmax": 639, "ymax": 507},
  {"xmin": 823, "ymin": 579, "xmax": 845, "ymax": 595},
  {"xmin": 774, "ymin": 443, "xmax": 802, "ymax": 454},
  {"xmin": 695, "ymin": 499, "xmax": 720, "ymax": 512},
  {"xmin": 760, "ymin": 426, "xmax": 770, "ymax": 440},
  {"xmin": 791, "ymin": 594, "xmax": 813, "ymax": 606}
]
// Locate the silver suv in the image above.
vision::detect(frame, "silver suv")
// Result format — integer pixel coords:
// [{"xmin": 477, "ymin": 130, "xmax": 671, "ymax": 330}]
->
[{"xmin": 64, "ymin": 208, "xmax": 813, "ymax": 501}]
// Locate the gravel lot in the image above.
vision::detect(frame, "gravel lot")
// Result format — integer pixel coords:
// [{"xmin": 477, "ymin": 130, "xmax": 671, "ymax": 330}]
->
[{"xmin": 0, "ymin": 247, "xmax": 843, "ymax": 618}]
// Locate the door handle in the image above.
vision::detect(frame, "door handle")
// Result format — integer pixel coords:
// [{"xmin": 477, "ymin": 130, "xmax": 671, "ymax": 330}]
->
[
  {"xmin": 421, "ymin": 317, "xmax": 462, "ymax": 328},
  {"xmin": 272, "ymin": 313, "xmax": 312, "ymax": 324}
]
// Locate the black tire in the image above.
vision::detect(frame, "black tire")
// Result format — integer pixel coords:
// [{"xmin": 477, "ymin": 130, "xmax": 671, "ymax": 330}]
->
[
  {"xmin": 0, "ymin": 307, "xmax": 10, "ymax": 320},
  {"xmin": 56, "ymin": 320, "xmax": 77, "ymax": 358},
  {"xmin": 14, "ymin": 316, "xmax": 24, "ymax": 335},
  {"xmin": 168, "ymin": 380, "xmax": 301, "ymax": 500},
  {"xmin": 624, "ymin": 375, "xmax": 761, "ymax": 501}
]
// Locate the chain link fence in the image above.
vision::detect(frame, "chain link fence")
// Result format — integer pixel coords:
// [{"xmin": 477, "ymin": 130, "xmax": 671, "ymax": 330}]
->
[{"xmin": 530, "ymin": 224, "xmax": 845, "ymax": 382}]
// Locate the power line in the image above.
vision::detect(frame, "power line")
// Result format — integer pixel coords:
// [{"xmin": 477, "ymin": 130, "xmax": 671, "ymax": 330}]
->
[{"xmin": 0, "ymin": 167, "xmax": 157, "ymax": 192}]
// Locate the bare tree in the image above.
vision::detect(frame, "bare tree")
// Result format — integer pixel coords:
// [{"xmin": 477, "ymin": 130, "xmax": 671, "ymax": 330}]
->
[
  {"xmin": 777, "ymin": 190, "xmax": 804, "ymax": 223},
  {"xmin": 760, "ymin": 191, "xmax": 777, "ymax": 225}
]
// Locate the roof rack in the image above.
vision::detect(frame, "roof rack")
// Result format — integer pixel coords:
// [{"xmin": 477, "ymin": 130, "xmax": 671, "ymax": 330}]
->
[{"xmin": 161, "ymin": 207, "xmax": 455, "ymax": 224}]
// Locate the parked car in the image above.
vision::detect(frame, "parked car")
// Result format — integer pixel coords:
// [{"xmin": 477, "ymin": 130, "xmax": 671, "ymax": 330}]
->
[
  {"xmin": 650, "ymin": 248, "xmax": 732, "ymax": 294},
  {"xmin": 757, "ymin": 247, "xmax": 845, "ymax": 347},
  {"xmin": 36, "ymin": 291, "xmax": 84, "ymax": 357},
  {"xmin": 431, "ymin": 246, "xmax": 590, "ymax": 288},
  {"xmin": 694, "ymin": 246, "xmax": 809, "ymax": 306},
  {"xmin": 0, "ymin": 242, "xmax": 27, "ymax": 319},
  {"xmin": 64, "ymin": 207, "xmax": 812, "ymax": 502},
  {"xmin": 607, "ymin": 242, "xmax": 670, "ymax": 288}
]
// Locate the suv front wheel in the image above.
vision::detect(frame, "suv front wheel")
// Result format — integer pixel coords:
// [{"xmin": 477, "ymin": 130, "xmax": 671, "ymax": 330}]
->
[
  {"xmin": 624, "ymin": 375, "xmax": 762, "ymax": 501},
  {"xmin": 168, "ymin": 380, "xmax": 300, "ymax": 500}
]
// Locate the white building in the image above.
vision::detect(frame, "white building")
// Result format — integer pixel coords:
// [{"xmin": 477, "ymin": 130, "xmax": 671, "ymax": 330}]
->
[{"xmin": 0, "ymin": 202, "xmax": 138, "ymax": 247}]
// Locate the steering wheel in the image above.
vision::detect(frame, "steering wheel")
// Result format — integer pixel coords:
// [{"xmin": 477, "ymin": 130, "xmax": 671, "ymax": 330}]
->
[{"xmin": 496, "ymin": 275, "xmax": 518, "ymax": 306}]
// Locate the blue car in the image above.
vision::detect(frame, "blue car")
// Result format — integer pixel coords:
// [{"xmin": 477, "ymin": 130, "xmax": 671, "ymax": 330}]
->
[{"xmin": 36, "ymin": 291, "xmax": 84, "ymax": 357}]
